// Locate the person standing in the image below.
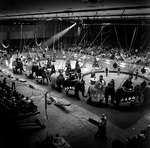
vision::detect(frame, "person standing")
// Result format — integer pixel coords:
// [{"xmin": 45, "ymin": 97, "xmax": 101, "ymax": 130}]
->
[
  {"xmin": 12, "ymin": 78, "xmax": 16, "ymax": 91},
  {"xmin": 90, "ymin": 70, "xmax": 96, "ymax": 85},
  {"xmin": 117, "ymin": 66, "xmax": 120, "ymax": 75},
  {"xmin": 95, "ymin": 75, "xmax": 106, "ymax": 90},
  {"xmin": 141, "ymin": 66, "xmax": 146, "ymax": 76},
  {"xmin": 105, "ymin": 67, "xmax": 109, "ymax": 77},
  {"xmin": 135, "ymin": 69, "xmax": 139, "ymax": 80},
  {"xmin": 95, "ymin": 114, "xmax": 107, "ymax": 139}
]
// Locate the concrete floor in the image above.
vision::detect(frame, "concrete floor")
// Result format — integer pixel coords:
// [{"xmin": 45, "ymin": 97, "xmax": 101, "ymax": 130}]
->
[{"xmin": 0, "ymin": 53, "xmax": 150, "ymax": 148}]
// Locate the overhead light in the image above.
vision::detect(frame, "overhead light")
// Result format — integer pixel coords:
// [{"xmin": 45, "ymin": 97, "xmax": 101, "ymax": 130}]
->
[{"xmin": 82, "ymin": 0, "xmax": 104, "ymax": 3}]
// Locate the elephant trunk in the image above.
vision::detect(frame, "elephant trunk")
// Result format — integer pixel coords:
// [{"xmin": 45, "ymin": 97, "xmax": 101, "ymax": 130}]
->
[{"xmin": 81, "ymin": 88, "xmax": 88, "ymax": 98}]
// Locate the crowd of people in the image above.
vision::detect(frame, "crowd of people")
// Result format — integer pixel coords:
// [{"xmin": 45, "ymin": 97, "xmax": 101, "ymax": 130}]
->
[
  {"xmin": 0, "ymin": 76, "xmax": 38, "ymax": 119},
  {"xmin": 124, "ymin": 123, "xmax": 150, "ymax": 148},
  {"xmin": 0, "ymin": 42, "xmax": 150, "ymax": 148}
]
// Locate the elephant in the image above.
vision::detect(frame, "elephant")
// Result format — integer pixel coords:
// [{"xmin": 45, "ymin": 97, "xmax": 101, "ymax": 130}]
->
[
  {"xmin": 50, "ymin": 71, "xmax": 86, "ymax": 100},
  {"xmin": 87, "ymin": 84, "xmax": 106, "ymax": 104},
  {"xmin": 134, "ymin": 80, "xmax": 147, "ymax": 102},
  {"xmin": 50, "ymin": 72, "xmax": 66, "ymax": 92},
  {"xmin": 35, "ymin": 67, "xmax": 49, "ymax": 85},
  {"xmin": 142, "ymin": 85, "xmax": 150, "ymax": 106},
  {"xmin": 63, "ymin": 70, "xmax": 79, "ymax": 90},
  {"xmin": 12, "ymin": 58, "xmax": 24, "ymax": 74},
  {"xmin": 25, "ymin": 62, "xmax": 39, "ymax": 78},
  {"xmin": 104, "ymin": 83, "xmax": 116, "ymax": 105},
  {"xmin": 63, "ymin": 71, "xmax": 87, "ymax": 100},
  {"xmin": 114, "ymin": 80, "xmax": 147, "ymax": 107},
  {"xmin": 114, "ymin": 87, "xmax": 136, "ymax": 107},
  {"xmin": 74, "ymin": 79, "xmax": 87, "ymax": 100}
]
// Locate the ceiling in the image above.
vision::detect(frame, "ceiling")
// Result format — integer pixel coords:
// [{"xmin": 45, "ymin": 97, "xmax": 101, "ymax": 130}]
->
[{"xmin": 0, "ymin": 0, "xmax": 150, "ymax": 21}]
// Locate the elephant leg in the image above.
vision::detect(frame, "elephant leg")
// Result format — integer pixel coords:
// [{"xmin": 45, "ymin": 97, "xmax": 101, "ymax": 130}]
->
[
  {"xmin": 143, "ymin": 96, "xmax": 148, "ymax": 106},
  {"xmin": 30, "ymin": 71, "xmax": 33, "ymax": 78},
  {"xmin": 75, "ymin": 88, "xmax": 80, "ymax": 100},
  {"xmin": 57, "ymin": 84, "xmax": 62, "ymax": 93},
  {"xmin": 87, "ymin": 94, "xmax": 92, "ymax": 104},
  {"xmin": 46, "ymin": 77, "xmax": 49, "ymax": 85},
  {"xmin": 15, "ymin": 67, "xmax": 17, "ymax": 73},
  {"xmin": 105, "ymin": 94, "xmax": 108, "ymax": 105},
  {"xmin": 99, "ymin": 94, "xmax": 104, "ymax": 105},
  {"xmin": 65, "ymin": 86, "xmax": 69, "ymax": 95},
  {"xmin": 87, "ymin": 87, "xmax": 92, "ymax": 104},
  {"xmin": 114, "ymin": 94, "xmax": 120, "ymax": 107},
  {"xmin": 81, "ymin": 88, "xmax": 87, "ymax": 98},
  {"xmin": 110, "ymin": 94, "xmax": 115, "ymax": 104}
]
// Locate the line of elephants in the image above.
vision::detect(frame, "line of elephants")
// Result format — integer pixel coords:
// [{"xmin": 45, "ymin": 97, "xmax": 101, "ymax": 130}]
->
[
  {"xmin": 12, "ymin": 58, "xmax": 150, "ymax": 107},
  {"xmin": 50, "ymin": 72, "xmax": 150, "ymax": 107}
]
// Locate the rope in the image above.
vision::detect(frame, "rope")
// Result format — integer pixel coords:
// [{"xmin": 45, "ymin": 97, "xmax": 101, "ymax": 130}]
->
[
  {"xmin": 125, "ymin": 22, "xmax": 128, "ymax": 50},
  {"xmin": 114, "ymin": 25, "xmax": 122, "ymax": 49},
  {"xmin": 90, "ymin": 27, "xmax": 103, "ymax": 47},
  {"xmin": 19, "ymin": 24, "xmax": 23, "ymax": 53},
  {"xmin": 131, "ymin": 25, "xmax": 139, "ymax": 52},
  {"xmin": 129, "ymin": 26, "xmax": 137, "ymax": 53},
  {"xmin": 100, "ymin": 30, "xmax": 112, "ymax": 47}
]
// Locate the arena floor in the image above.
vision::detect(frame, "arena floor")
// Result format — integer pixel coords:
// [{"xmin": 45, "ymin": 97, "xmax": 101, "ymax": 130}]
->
[{"xmin": 0, "ymin": 52, "xmax": 150, "ymax": 148}]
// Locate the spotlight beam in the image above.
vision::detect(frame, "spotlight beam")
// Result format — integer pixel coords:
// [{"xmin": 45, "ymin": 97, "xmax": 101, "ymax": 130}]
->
[{"xmin": 43, "ymin": 23, "xmax": 76, "ymax": 47}]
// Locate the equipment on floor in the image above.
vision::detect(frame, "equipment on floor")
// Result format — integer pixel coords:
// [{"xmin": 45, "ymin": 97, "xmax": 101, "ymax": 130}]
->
[{"xmin": 88, "ymin": 118, "xmax": 99, "ymax": 126}]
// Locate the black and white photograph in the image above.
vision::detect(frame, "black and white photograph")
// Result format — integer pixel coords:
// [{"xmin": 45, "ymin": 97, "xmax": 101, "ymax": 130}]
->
[{"xmin": 0, "ymin": 0, "xmax": 150, "ymax": 148}]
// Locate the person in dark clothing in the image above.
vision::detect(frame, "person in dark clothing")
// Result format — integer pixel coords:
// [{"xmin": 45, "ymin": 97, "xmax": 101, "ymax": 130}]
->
[
  {"xmin": 117, "ymin": 66, "xmax": 120, "ymax": 75},
  {"xmin": 95, "ymin": 114, "xmax": 107, "ymax": 139},
  {"xmin": 90, "ymin": 70, "xmax": 96, "ymax": 85},
  {"xmin": 105, "ymin": 67, "xmax": 109, "ymax": 76},
  {"xmin": 2, "ymin": 77, "xmax": 7, "ymax": 88},
  {"xmin": 141, "ymin": 66, "xmax": 146, "ymax": 75},
  {"xmin": 12, "ymin": 78, "xmax": 16, "ymax": 91},
  {"xmin": 122, "ymin": 76, "xmax": 133, "ymax": 89},
  {"xmin": 42, "ymin": 52, "xmax": 46, "ymax": 58},
  {"xmin": 135, "ymin": 69, "xmax": 139, "ymax": 80}
]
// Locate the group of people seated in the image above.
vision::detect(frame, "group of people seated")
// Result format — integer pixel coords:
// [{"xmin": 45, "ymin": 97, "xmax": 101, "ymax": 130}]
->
[
  {"xmin": 125, "ymin": 123, "xmax": 150, "ymax": 148},
  {"xmin": 65, "ymin": 59, "xmax": 81, "ymax": 77},
  {"xmin": 90, "ymin": 70, "xmax": 135, "ymax": 92},
  {"xmin": 90, "ymin": 71, "xmax": 114, "ymax": 89},
  {"xmin": 0, "ymin": 77, "xmax": 37, "ymax": 118}
]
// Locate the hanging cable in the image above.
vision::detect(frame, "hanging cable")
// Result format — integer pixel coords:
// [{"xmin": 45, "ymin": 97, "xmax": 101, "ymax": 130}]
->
[
  {"xmin": 129, "ymin": 25, "xmax": 137, "ymax": 53},
  {"xmin": 100, "ymin": 30, "xmax": 112, "ymax": 47},
  {"xmin": 141, "ymin": 33, "xmax": 150, "ymax": 50},
  {"xmin": 114, "ymin": 25, "xmax": 122, "ymax": 49},
  {"xmin": 71, "ymin": 12, "xmax": 99, "ymax": 61},
  {"xmin": 132, "ymin": 25, "xmax": 138, "ymax": 51},
  {"xmin": 19, "ymin": 23, "xmax": 23, "ymax": 53},
  {"xmin": 90, "ymin": 26, "xmax": 103, "ymax": 47},
  {"xmin": 125, "ymin": 22, "xmax": 128, "ymax": 50}
]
